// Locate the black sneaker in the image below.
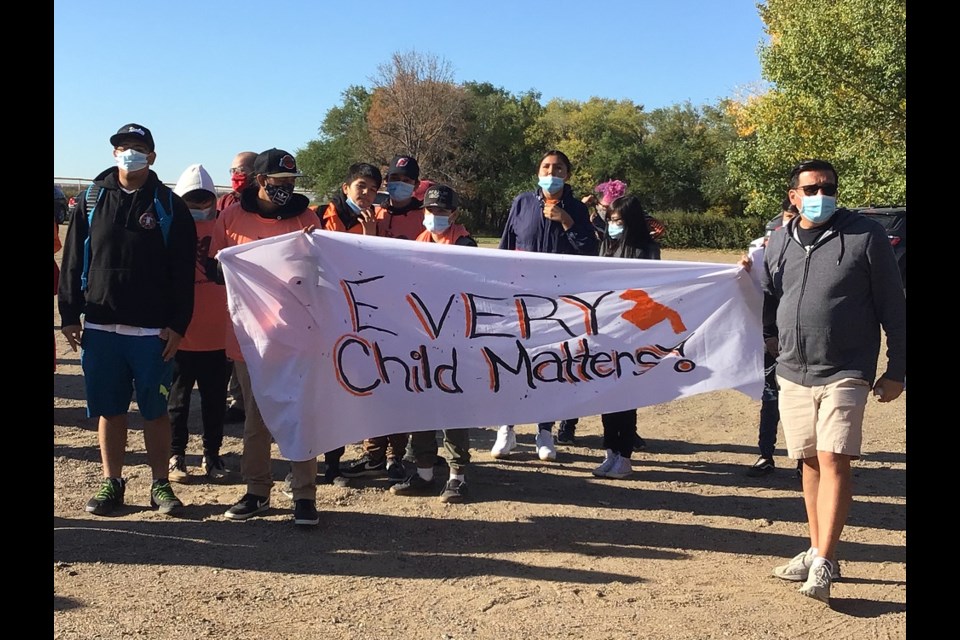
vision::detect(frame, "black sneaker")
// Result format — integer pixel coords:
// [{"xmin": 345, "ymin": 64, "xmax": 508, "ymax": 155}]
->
[
  {"xmin": 224, "ymin": 405, "xmax": 245, "ymax": 424},
  {"xmin": 85, "ymin": 478, "xmax": 126, "ymax": 516},
  {"xmin": 632, "ymin": 435, "xmax": 648, "ymax": 452},
  {"xmin": 746, "ymin": 456, "xmax": 775, "ymax": 477},
  {"xmin": 340, "ymin": 455, "xmax": 387, "ymax": 478},
  {"xmin": 556, "ymin": 426, "xmax": 576, "ymax": 446},
  {"xmin": 386, "ymin": 460, "xmax": 407, "ymax": 482},
  {"xmin": 150, "ymin": 479, "xmax": 184, "ymax": 515},
  {"xmin": 440, "ymin": 479, "xmax": 468, "ymax": 504},
  {"xmin": 389, "ymin": 473, "xmax": 437, "ymax": 496},
  {"xmin": 224, "ymin": 493, "xmax": 270, "ymax": 520},
  {"xmin": 293, "ymin": 499, "xmax": 320, "ymax": 526},
  {"xmin": 201, "ymin": 454, "xmax": 230, "ymax": 481}
]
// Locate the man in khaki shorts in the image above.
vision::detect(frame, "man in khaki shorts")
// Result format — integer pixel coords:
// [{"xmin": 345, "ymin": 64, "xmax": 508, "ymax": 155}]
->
[{"xmin": 760, "ymin": 159, "xmax": 906, "ymax": 605}]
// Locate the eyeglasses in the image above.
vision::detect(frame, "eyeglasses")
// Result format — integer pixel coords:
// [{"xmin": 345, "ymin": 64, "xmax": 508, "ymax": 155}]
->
[
  {"xmin": 229, "ymin": 167, "xmax": 253, "ymax": 175},
  {"xmin": 796, "ymin": 183, "xmax": 838, "ymax": 196}
]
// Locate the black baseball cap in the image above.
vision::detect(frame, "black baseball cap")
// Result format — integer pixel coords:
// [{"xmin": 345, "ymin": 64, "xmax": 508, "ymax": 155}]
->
[
  {"xmin": 387, "ymin": 155, "xmax": 420, "ymax": 181},
  {"xmin": 423, "ymin": 184, "xmax": 459, "ymax": 211},
  {"xmin": 110, "ymin": 123, "xmax": 155, "ymax": 151},
  {"xmin": 253, "ymin": 148, "xmax": 303, "ymax": 178}
]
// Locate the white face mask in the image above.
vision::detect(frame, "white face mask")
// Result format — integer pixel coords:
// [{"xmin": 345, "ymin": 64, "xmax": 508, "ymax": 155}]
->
[
  {"xmin": 189, "ymin": 207, "xmax": 216, "ymax": 222},
  {"xmin": 116, "ymin": 149, "xmax": 149, "ymax": 172}
]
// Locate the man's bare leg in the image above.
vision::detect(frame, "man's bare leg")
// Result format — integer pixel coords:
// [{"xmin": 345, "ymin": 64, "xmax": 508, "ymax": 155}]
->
[{"xmin": 813, "ymin": 451, "xmax": 853, "ymax": 562}]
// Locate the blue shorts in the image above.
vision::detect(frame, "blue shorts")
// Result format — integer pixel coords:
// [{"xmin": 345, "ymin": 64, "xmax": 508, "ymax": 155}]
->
[{"xmin": 80, "ymin": 329, "xmax": 174, "ymax": 420}]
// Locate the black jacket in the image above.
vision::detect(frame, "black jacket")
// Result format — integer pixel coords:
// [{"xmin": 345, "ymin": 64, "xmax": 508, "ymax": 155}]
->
[{"xmin": 58, "ymin": 167, "xmax": 197, "ymax": 336}]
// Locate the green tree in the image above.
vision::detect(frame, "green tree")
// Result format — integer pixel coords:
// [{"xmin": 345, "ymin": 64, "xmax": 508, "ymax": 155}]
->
[
  {"xmin": 296, "ymin": 85, "xmax": 372, "ymax": 199},
  {"xmin": 728, "ymin": 0, "xmax": 906, "ymax": 215},
  {"xmin": 456, "ymin": 83, "xmax": 544, "ymax": 233}
]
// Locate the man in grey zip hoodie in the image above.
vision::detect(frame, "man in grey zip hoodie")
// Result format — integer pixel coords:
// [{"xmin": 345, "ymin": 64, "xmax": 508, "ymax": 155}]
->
[{"xmin": 760, "ymin": 159, "xmax": 906, "ymax": 605}]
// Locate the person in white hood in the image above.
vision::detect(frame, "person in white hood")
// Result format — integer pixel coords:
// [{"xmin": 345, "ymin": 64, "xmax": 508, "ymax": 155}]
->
[{"xmin": 166, "ymin": 164, "xmax": 232, "ymax": 483}]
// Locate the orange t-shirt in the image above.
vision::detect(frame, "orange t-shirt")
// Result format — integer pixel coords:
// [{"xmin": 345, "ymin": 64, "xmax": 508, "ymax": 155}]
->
[
  {"xmin": 211, "ymin": 203, "xmax": 320, "ymax": 361},
  {"xmin": 178, "ymin": 218, "xmax": 229, "ymax": 352}
]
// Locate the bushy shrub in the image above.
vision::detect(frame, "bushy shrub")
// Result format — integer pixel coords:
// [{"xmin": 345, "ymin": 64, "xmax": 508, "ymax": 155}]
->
[{"xmin": 654, "ymin": 211, "xmax": 767, "ymax": 250}]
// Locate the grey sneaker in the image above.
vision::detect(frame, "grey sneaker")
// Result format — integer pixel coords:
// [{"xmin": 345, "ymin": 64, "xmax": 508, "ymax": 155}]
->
[
  {"xmin": 150, "ymin": 479, "xmax": 183, "ymax": 515},
  {"xmin": 799, "ymin": 562, "xmax": 833, "ymax": 604},
  {"xmin": 773, "ymin": 550, "xmax": 841, "ymax": 582},
  {"xmin": 85, "ymin": 478, "xmax": 126, "ymax": 516},
  {"xmin": 389, "ymin": 473, "xmax": 437, "ymax": 496},
  {"xmin": 168, "ymin": 455, "xmax": 189, "ymax": 484},
  {"xmin": 439, "ymin": 479, "xmax": 467, "ymax": 504}
]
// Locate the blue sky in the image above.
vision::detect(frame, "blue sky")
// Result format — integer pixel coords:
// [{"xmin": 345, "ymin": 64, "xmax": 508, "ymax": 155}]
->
[{"xmin": 54, "ymin": 0, "xmax": 769, "ymax": 188}]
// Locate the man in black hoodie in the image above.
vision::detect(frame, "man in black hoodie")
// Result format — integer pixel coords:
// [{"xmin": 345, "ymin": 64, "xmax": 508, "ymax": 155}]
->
[
  {"xmin": 59, "ymin": 123, "xmax": 197, "ymax": 517},
  {"xmin": 761, "ymin": 159, "xmax": 906, "ymax": 605}
]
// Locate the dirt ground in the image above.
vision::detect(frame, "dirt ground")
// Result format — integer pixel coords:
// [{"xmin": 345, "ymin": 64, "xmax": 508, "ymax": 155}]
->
[{"xmin": 53, "ymin": 243, "xmax": 907, "ymax": 639}]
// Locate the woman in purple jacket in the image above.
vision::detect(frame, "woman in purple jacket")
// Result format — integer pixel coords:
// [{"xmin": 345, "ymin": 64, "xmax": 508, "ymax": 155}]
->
[{"xmin": 491, "ymin": 150, "xmax": 598, "ymax": 462}]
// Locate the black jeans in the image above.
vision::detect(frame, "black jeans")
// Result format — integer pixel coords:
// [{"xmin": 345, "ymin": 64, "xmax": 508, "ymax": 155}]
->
[
  {"xmin": 601, "ymin": 409, "xmax": 637, "ymax": 459},
  {"xmin": 168, "ymin": 349, "xmax": 228, "ymax": 457},
  {"xmin": 757, "ymin": 351, "xmax": 780, "ymax": 460}
]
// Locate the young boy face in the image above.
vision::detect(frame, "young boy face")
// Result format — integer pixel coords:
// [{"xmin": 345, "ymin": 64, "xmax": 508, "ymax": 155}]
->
[{"xmin": 343, "ymin": 176, "xmax": 380, "ymax": 210}]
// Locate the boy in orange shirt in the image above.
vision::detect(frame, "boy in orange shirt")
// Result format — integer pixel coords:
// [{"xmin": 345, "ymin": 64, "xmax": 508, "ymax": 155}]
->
[{"xmin": 166, "ymin": 164, "xmax": 231, "ymax": 483}]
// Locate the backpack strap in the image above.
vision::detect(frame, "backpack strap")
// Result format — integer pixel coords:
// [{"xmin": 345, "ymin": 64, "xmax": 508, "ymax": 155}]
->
[{"xmin": 80, "ymin": 185, "xmax": 106, "ymax": 292}]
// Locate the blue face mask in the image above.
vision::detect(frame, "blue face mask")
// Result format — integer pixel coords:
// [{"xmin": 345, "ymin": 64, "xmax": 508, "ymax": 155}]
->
[
  {"xmin": 345, "ymin": 196, "xmax": 362, "ymax": 214},
  {"xmin": 538, "ymin": 175, "xmax": 564, "ymax": 194},
  {"xmin": 607, "ymin": 222, "xmax": 624, "ymax": 239},
  {"xmin": 116, "ymin": 149, "xmax": 149, "ymax": 172},
  {"xmin": 423, "ymin": 213, "xmax": 451, "ymax": 234},
  {"xmin": 386, "ymin": 181, "xmax": 415, "ymax": 201},
  {"xmin": 189, "ymin": 207, "xmax": 216, "ymax": 222},
  {"xmin": 801, "ymin": 195, "xmax": 837, "ymax": 224}
]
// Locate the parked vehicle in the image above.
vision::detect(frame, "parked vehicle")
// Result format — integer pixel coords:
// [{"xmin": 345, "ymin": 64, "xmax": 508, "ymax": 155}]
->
[
  {"xmin": 54, "ymin": 185, "xmax": 68, "ymax": 224},
  {"xmin": 852, "ymin": 205, "xmax": 906, "ymax": 290}
]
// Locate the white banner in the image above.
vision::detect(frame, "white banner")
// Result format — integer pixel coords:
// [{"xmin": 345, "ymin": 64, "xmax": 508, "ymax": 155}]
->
[{"xmin": 217, "ymin": 231, "xmax": 764, "ymax": 461}]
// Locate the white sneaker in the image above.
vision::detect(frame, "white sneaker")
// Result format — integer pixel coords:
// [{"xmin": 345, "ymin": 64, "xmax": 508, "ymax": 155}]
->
[
  {"xmin": 798, "ymin": 562, "xmax": 833, "ymax": 604},
  {"xmin": 535, "ymin": 429, "xmax": 557, "ymax": 461},
  {"xmin": 773, "ymin": 549, "xmax": 842, "ymax": 582},
  {"xmin": 168, "ymin": 455, "xmax": 189, "ymax": 484},
  {"xmin": 592, "ymin": 450, "xmax": 619, "ymax": 477},
  {"xmin": 605, "ymin": 454, "xmax": 633, "ymax": 479},
  {"xmin": 491, "ymin": 425, "xmax": 516, "ymax": 459}
]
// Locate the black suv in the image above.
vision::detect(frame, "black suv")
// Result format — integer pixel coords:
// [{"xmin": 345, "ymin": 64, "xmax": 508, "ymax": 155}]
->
[
  {"xmin": 852, "ymin": 206, "xmax": 906, "ymax": 290},
  {"xmin": 54, "ymin": 185, "xmax": 68, "ymax": 224}
]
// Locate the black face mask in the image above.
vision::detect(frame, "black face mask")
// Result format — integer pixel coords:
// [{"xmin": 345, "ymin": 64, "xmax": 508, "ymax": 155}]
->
[{"xmin": 264, "ymin": 183, "xmax": 294, "ymax": 206}]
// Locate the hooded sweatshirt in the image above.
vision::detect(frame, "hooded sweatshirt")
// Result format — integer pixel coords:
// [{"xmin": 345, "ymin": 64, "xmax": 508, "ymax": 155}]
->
[
  {"xmin": 760, "ymin": 208, "xmax": 906, "ymax": 386},
  {"xmin": 172, "ymin": 164, "xmax": 228, "ymax": 352},
  {"xmin": 210, "ymin": 186, "xmax": 319, "ymax": 361},
  {"xmin": 375, "ymin": 197, "xmax": 425, "ymax": 241},
  {"xmin": 58, "ymin": 167, "xmax": 197, "ymax": 336}
]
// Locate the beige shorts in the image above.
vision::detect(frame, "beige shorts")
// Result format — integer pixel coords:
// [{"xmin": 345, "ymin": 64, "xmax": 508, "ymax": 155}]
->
[{"xmin": 776, "ymin": 376, "xmax": 871, "ymax": 459}]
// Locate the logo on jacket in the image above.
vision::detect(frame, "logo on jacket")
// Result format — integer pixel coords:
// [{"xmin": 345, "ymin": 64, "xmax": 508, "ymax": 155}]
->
[{"xmin": 139, "ymin": 212, "xmax": 158, "ymax": 230}]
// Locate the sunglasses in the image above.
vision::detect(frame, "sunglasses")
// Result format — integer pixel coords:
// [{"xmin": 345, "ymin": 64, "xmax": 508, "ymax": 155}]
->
[{"xmin": 796, "ymin": 183, "xmax": 838, "ymax": 197}]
